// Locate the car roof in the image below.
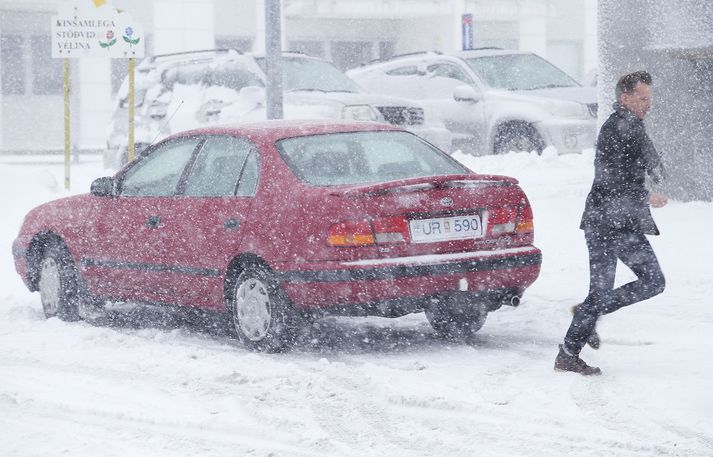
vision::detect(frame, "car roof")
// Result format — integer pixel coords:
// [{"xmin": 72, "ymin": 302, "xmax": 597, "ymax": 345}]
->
[
  {"xmin": 350, "ymin": 48, "xmax": 533, "ymax": 71},
  {"xmin": 454, "ymin": 48, "xmax": 532, "ymax": 59},
  {"xmin": 166, "ymin": 119, "xmax": 402, "ymax": 142}
]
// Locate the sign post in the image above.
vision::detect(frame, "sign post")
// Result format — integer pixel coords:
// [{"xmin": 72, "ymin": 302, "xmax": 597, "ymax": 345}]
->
[
  {"xmin": 51, "ymin": 0, "xmax": 144, "ymax": 188},
  {"xmin": 462, "ymin": 14, "xmax": 474, "ymax": 51}
]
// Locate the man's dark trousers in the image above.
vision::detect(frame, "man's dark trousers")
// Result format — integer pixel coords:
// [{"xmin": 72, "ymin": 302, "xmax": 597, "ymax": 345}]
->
[{"xmin": 564, "ymin": 228, "xmax": 666, "ymax": 355}]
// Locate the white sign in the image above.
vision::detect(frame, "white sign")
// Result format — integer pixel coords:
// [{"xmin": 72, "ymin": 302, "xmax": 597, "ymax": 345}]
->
[{"xmin": 52, "ymin": 1, "xmax": 144, "ymax": 59}]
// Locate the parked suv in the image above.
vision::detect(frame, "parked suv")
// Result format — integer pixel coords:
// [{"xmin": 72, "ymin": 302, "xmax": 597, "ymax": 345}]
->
[
  {"xmin": 105, "ymin": 50, "xmax": 451, "ymax": 168},
  {"xmin": 347, "ymin": 49, "xmax": 597, "ymax": 155}
]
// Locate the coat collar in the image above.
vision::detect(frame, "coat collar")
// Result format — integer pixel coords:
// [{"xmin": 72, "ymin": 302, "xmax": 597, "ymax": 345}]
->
[{"xmin": 612, "ymin": 101, "xmax": 642, "ymax": 124}]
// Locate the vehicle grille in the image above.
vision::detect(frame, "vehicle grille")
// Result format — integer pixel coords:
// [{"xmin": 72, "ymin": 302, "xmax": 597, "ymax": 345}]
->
[
  {"xmin": 587, "ymin": 103, "xmax": 598, "ymax": 118},
  {"xmin": 376, "ymin": 106, "xmax": 424, "ymax": 126}
]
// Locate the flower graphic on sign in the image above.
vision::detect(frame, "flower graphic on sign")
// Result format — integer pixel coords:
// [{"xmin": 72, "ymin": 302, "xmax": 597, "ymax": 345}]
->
[
  {"xmin": 122, "ymin": 26, "xmax": 140, "ymax": 48},
  {"xmin": 99, "ymin": 30, "xmax": 117, "ymax": 49}
]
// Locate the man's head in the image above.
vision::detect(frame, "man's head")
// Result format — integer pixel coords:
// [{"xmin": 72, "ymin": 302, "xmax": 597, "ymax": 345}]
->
[{"xmin": 616, "ymin": 71, "xmax": 653, "ymax": 119}]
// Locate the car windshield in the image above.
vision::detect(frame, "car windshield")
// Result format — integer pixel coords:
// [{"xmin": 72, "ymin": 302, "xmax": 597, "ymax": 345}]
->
[
  {"xmin": 204, "ymin": 61, "xmax": 265, "ymax": 91},
  {"xmin": 277, "ymin": 131, "xmax": 468, "ymax": 186},
  {"xmin": 256, "ymin": 56, "xmax": 361, "ymax": 93},
  {"xmin": 465, "ymin": 54, "xmax": 579, "ymax": 91}
]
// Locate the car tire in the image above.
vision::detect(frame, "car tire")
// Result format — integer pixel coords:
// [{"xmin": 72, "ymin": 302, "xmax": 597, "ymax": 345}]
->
[
  {"xmin": 38, "ymin": 243, "xmax": 82, "ymax": 322},
  {"xmin": 494, "ymin": 123, "xmax": 544, "ymax": 155},
  {"xmin": 425, "ymin": 296, "xmax": 488, "ymax": 340},
  {"xmin": 230, "ymin": 265, "xmax": 299, "ymax": 352}
]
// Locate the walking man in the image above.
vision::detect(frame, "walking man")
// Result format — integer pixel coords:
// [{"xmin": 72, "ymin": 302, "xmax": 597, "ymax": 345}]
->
[{"xmin": 554, "ymin": 71, "xmax": 667, "ymax": 375}]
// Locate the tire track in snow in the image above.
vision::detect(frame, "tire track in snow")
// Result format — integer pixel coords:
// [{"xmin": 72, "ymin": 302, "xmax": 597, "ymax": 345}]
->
[{"xmin": 569, "ymin": 376, "xmax": 710, "ymax": 457}]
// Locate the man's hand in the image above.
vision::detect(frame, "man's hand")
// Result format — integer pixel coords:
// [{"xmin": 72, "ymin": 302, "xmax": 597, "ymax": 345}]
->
[{"xmin": 649, "ymin": 191, "xmax": 668, "ymax": 208}]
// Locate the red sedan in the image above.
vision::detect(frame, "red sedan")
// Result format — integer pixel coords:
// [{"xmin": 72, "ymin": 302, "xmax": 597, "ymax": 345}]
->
[{"xmin": 12, "ymin": 120, "xmax": 541, "ymax": 351}]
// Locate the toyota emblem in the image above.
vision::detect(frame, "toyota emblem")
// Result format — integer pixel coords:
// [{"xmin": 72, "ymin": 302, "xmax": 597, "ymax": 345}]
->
[{"xmin": 440, "ymin": 197, "xmax": 453, "ymax": 207}]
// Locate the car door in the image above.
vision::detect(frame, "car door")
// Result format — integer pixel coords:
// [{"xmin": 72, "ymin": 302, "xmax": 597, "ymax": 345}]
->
[
  {"xmin": 152, "ymin": 134, "xmax": 260, "ymax": 309},
  {"xmin": 82, "ymin": 136, "xmax": 202, "ymax": 303},
  {"xmin": 423, "ymin": 61, "xmax": 486, "ymax": 149}
]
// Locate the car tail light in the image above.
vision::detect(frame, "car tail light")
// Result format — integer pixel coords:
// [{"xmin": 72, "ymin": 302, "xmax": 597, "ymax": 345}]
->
[
  {"xmin": 487, "ymin": 204, "xmax": 534, "ymax": 236},
  {"xmin": 328, "ymin": 220, "xmax": 375, "ymax": 246},
  {"xmin": 327, "ymin": 217, "xmax": 409, "ymax": 247},
  {"xmin": 488, "ymin": 207, "xmax": 517, "ymax": 235},
  {"xmin": 516, "ymin": 204, "xmax": 534, "ymax": 233},
  {"xmin": 373, "ymin": 216, "xmax": 408, "ymax": 243}
]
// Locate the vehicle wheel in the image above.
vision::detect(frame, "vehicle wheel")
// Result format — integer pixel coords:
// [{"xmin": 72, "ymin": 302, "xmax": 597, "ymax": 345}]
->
[
  {"xmin": 425, "ymin": 296, "xmax": 488, "ymax": 340},
  {"xmin": 38, "ymin": 243, "xmax": 81, "ymax": 321},
  {"xmin": 494, "ymin": 123, "xmax": 543, "ymax": 155},
  {"xmin": 230, "ymin": 265, "xmax": 299, "ymax": 352}
]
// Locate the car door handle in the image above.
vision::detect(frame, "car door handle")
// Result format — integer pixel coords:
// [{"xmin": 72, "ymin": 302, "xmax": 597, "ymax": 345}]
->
[
  {"xmin": 224, "ymin": 218, "xmax": 240, "ymax": 230},
  {"xmin": 146, "ymin": 215, "xmax": 163, "ymax": 229}
]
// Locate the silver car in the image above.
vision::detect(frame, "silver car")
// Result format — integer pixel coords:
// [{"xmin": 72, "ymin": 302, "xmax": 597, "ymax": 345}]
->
[
  {"xmin": 105, "ymin": 51, "xmax": 451, "ymax": 168},
  {"xmin": 347, "ymin": 49, "xmax": 597, "ymax": 155}
]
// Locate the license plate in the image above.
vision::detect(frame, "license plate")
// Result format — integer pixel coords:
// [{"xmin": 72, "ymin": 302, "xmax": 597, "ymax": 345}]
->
[{"xmin": 409, "ymin": 214, "xmax": 484, "ymax": 243}]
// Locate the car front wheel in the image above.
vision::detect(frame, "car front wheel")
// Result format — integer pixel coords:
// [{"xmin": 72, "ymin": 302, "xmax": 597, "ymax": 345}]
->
[
  {"xmin": 38, "ymin": 243, "xmax": 81, "ymax": 321},
  {"xmin": 425, "ymin": 296, "xmax": 488, "ymax": 340},
  {"xmin": 494, "ymin": 123, "xmax": 544, "ymax": 155},
  {"xmin": 230, "ymin": 265, "xmax": 299, "ymax": 352}
]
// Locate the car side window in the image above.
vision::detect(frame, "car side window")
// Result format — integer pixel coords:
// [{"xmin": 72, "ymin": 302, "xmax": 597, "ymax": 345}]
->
[
  {"xmin": 427, "ymin": 63, "xmax": 473, "ymax": 84},
  {"xmin": 119, "ymin": 138, "xmax": 200, "ymax": 197},
  {"xmin": 385, "ymin": 65, "xmax": 423, "ymax": 76},
  {"xmin": 183, "ymin": 136, "xmax": 259, "ymax": 197}
]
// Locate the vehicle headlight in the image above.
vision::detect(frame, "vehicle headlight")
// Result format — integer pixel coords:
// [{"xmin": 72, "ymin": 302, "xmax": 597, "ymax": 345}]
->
[
  {"xmin": 148, "ymin": 103, "xmax": 168, "ymax": 120},
  {"xmin": 342, "ymin": 105, "xmax": 382, "ymax": 121},
  {"xmin": 544, "ymin": 100, "xmax": 588, "ymax": 119}
]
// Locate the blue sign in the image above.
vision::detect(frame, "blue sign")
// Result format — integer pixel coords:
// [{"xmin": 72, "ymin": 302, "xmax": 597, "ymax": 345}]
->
[{"xmin": 462, "ymin": 14, "xmax": 474, "ymax": 50}]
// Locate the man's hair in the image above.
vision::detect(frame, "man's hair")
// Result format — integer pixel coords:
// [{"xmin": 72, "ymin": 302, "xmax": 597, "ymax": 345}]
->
[{"xmin": 615, "ymin": 71, "xmax": 652, "ymax": 100}]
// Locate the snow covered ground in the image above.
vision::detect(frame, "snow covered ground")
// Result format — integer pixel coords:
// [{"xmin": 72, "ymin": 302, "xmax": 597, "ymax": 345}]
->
[{"xmin": 1, "ymin": 148, "xmax": 712, "ymax": 457}]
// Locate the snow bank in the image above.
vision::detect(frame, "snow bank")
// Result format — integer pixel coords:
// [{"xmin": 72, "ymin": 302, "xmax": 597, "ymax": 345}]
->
[{"xmin": 1, "ymin": 151, "xmax": 712, "ymax": 457}]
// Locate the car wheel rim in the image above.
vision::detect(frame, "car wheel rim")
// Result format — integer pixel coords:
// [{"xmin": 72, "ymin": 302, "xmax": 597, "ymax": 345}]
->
[
  {"xmin": 235, "ymin": 278, "xmax": 272, "ymax": 341},
  {"xmin": 39, "ymin": 257, "xmax": 61, "ymax": 316}
]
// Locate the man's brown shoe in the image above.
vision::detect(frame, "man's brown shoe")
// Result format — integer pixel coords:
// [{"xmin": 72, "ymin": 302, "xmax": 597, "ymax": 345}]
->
[
  {"xmin": 572, "ymin": 304, "xmax": 601, "ymax": 349},
  {"xmin": 554, "ymin": 345, "xmax": 602, "ymax": 376}
]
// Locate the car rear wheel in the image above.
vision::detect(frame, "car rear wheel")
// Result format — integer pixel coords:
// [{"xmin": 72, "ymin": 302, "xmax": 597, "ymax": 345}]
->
[
  {"xmin": 230, "ymin": 265, "xmax": 299, "ymax": 352},
  {"xmin": 494, "ymin": 123, "xmax": 543, "ymax": 155},
  {"xmin": 38, "ymin": 243, "xmax": 81, "ymax": 321},
  {"xmin": 425, "ymin": 296, "xmax": 488, "ymax": 340}
]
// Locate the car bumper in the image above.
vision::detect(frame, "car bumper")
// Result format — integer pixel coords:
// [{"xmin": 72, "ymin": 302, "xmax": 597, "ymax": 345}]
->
[
  {"xmin": 274, "ymin": 245, "xmax": 541, "ymax": 309},
  {"xmin": 536, "ymin": 117, "xmax": 596, "ymax": 154},
  {"xmin": 405, "ymin": 125, "xmax": 452, "ymax": 153}
]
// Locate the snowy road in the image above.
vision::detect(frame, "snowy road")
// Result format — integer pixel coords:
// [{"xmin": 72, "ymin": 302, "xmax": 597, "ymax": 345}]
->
[{"xmin": 1, "ymin": 151, "xmax": 712, "ymax": 457}]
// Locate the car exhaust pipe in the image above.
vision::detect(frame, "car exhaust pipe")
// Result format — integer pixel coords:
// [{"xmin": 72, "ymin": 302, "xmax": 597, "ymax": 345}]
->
[{"xmin": 509, "ymin": 295, "xmax": 521, "ymax": 307}]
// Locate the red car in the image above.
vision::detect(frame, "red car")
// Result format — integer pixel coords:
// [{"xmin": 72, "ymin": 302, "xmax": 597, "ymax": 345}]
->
[{"xmin": 12, "ymin": 120, "xmax": 541, "ymax": 351}]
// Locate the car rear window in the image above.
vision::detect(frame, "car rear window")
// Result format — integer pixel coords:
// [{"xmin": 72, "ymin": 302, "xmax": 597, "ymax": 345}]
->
[{"xmin": 276, "ymin": 131, "xmax": 468, "ymax": 186}]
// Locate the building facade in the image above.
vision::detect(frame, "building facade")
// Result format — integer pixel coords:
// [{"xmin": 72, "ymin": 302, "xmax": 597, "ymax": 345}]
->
[{"xmin": 0, "ymin": 0, "xmax": 595, "ymax": 154}]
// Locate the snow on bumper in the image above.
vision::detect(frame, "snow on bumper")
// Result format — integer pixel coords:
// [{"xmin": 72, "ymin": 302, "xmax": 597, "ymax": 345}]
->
[{"xmin": 275, "ymin": 246, "xmax": 541, "ymax": 309}]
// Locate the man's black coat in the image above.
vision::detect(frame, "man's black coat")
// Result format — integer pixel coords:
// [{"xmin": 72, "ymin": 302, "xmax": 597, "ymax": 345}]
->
[{"xmin": 580, "ymin": 103, "xmax": 665, "ymax": 236}]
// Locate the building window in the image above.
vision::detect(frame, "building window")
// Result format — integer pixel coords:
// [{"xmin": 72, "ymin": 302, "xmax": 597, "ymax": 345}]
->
[
  {"xmin": 1, "ymin": 34, "xmax": 26, "ymax": 95},
  {"xmin": 331, "ymin": 41, "xmax": 373, "ymax": 71},
  {"xmin": 31, "ymin": 36, "xmax": 63, "ymax": 95}
]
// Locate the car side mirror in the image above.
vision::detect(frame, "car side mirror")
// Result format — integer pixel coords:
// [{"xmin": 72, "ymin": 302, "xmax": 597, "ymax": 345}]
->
[
  {"xmin": 453, "ymin": 85, "xmax": 482, "ymax": 103},
  {"xmin": 90, "ymin": 176, "xmax": 115, "ymax": 197}
]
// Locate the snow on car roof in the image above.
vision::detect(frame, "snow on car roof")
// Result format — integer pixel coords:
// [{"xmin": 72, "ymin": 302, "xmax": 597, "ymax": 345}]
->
[{"xmin": 167, "ymin": 119, "xmax": 402, "ymax": 141}]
